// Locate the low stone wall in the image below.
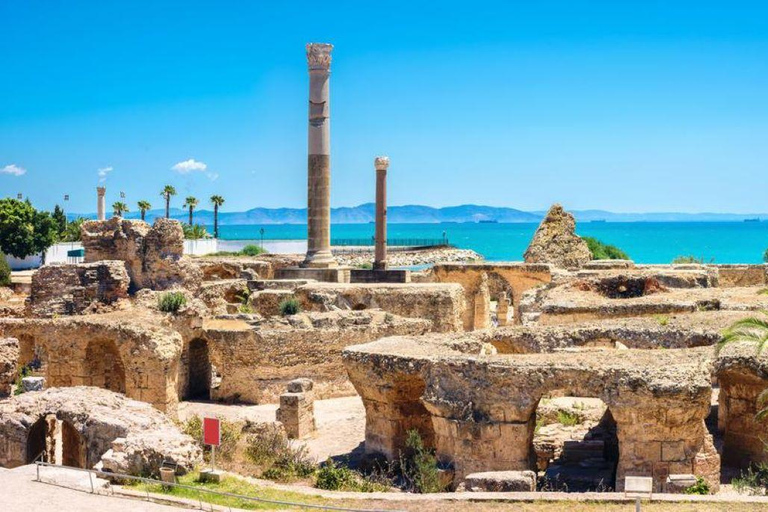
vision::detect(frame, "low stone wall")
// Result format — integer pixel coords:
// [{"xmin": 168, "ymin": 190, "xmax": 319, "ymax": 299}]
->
[
  {"xmin": 432, "ymin": 263, "xmax": 552, "ymax": 328},
  {"xmin": 29, "ymin": 261, "xmax": 130, "ymax": 317},
  {"xmin": 201, "ymin": 310, "xmax": 431, "ymax": 403},
  {"xmin": 716, "ymin": 265, "xmax": 768, "ymax": 288},
  {"xmin": 343, "ymin": 335, "xmax": 719, "ymax": 491},
  {"xmin": 193, "ymin": 258, "xmax": 272, "ymax": 281},
  {"xmin": 0, "ymin": 387, "xmax": 200, "ymax": 473},
  {"xmin": 293, "ymin": 283, "xmax": 466, "ymax": 333}
]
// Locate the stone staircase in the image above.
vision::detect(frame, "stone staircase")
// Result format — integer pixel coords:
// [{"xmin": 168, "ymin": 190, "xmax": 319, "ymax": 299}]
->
[{"xmin": 542, "ymin": 434, "xmax": 616, "ymax": 492}]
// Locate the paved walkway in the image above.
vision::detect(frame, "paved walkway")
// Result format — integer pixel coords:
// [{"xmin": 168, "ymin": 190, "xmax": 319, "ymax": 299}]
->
[{"xmin": 0, "ymin": 465, "xmax": 181, "ymax": 512}]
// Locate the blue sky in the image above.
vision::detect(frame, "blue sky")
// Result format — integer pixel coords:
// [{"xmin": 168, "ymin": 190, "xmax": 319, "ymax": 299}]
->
[{"xmin": 1, "ymin": 1, "xmax": 768, "ymax": 214}]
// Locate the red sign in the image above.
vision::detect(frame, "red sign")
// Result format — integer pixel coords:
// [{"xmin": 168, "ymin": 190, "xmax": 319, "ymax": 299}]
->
[{"xmin": 203, "ymin": 417, "xmax": 221, "ymax": 446}]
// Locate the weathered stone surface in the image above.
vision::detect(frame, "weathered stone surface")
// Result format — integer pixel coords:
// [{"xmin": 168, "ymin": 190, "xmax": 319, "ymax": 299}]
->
[
  {"xmin": 0, "ymin": 314, "xmax": 183, "ymax": 414},
  {"xmin": 249, "ymin": 289, "xmax": 294, "ymax": 317},
  {"xmin": 664, "ymin": 474, "xmax": 698, "ymax": 494},
  {"xmin": 343, "ymin": 335, "xmax": 719, "ymax": 491},
  {"xmin": 81, "ymin": 217, "xmax": 201, "ymax": 291},
  {"xmin": 0, "ymin": 337, "xmax": 19, "ymax": 397},
  {"xmin": 202, "ymin": 310, "xmax": 431, "ymax": 403},
  {"xmin": 0, "ymin": 387, "xmax": 201, "ymax": 475},
  {"xmin": 29, "ymin": 261, "xmax": 130, "ymax": 317},
  {"xmin": 294, "ymin": 283, "xmax": 466, "ymax": 332},
  {"xmin": 193, "ymin": 257, "xmax": 272, "ymax": 281},
  {"xmin": 432, "ymin": 263, "xmax": 552, "ymax": 328},
  {"xmin": 277, "ymin": 379, "xmax": 315, "ymax": 439},
  {"xmin": 524, "ymin": 204, "xmax": 591, "ymax": 270},
  {"xmin": 457, "ymin": 470, "xmax": 536, "ymax": 492}
]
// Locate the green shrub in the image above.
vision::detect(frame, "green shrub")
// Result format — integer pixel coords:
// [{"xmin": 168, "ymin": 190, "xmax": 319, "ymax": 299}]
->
[
  {"xmin": 13, "ymin": 365, "xmax": 32, "ymax": 396},
  {"xmin": 241, "ymin": 244, "xmax": 266, "ymax": 256},
  {"xmin": 315, "ymin": 458, "xmax": 390, "ymax": 492},
  {"xmin": 279, "ymin": 297, "xmax": 301, "ymax": 316},
  {"xmin": 244, "ymin": 424, "xmax": 315, "ymax": 482},
  {"xmin": 356, "ymin": 262, "xmax": 373, "ymax": 270},
  {"xmin": 684, "ymin": 476, "xmax": 711, "ymax": 495},
  {"xmin": 158, "ymin": 291, "xmax": 186, "ymax": 313},
  {"xmin": 582, "ymin": 237, "xmax": 629, "ymax": 260},
  {"xmin": 733, "ymin": 463, "xmax": 768, "ymax": 495},
  {"xmin": 764, "ymin": 248, "xmax": 768, "ymax": 263},
  {"xmin": 182, "ymin": 223, "xmax": 211, "ymax": 240},
  {"xmin": 0, "ymin": 257, "xmax": 10, "ymax": 287},
  {"xmin": 399, "ymin": 430, "xmax": 444, "ymax": 493}
]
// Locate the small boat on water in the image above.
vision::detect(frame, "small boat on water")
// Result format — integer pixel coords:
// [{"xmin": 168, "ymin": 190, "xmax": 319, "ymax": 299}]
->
[
  {"xmin": 744, "ymin": 218, "xmax": 761, "ymax": 223},
  {"xmin": 590, "ymin": 219, "xmax": 607, "ymax": 223},
  {"xmin": 478, "ymin": 219, "xmax": 498, "ymax": 224}
]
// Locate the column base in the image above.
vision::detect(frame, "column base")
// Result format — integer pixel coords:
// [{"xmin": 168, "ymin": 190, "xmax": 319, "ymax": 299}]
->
[
  {"xmin": 301, "ymin": 249, "xmax": 337, "ymax": 269},
  {"xmin": 373, "ymin": 261, "xmax": 389, "ymax": 271},
  {"xmin": 275, "ymin": 266, "xmax": 351, "ymax": 283}
]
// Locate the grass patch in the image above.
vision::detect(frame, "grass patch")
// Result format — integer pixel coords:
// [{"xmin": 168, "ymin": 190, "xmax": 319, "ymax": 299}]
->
[
  {"xmin": 315, "ymin": 458, "xmax": 390, "ymax": 492},
  {"xmin": 556, "ymin": 410, "xmax": 581, "ymax": 427},
  {"xmin": 131, "ymin": 471, "xmax": 337, "ymax": 510},
  {"xmin": 205, "ymin": 244, "xmax": 267, "ymax": 258},
  {"xmin": 672, "ymin": 255, "xmax": 713, "ymax": 264},
  {"xmin": 654, "ymin": 314, "xmax": 670, "ymax": 326},
  {"xmin": 684, "ymin": 476, "xmax": 710, "ymax": 495}
]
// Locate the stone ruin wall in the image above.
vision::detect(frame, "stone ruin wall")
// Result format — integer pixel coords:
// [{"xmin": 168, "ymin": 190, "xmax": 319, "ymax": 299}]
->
[
  {"xmin": 431, "ymin": 263, "xmax": 552, "ymax": 329},
  {"xmin": 344, "ymin": 336, "xmax": 721, "ymax": 492},
  {"xmin": 81, "ymin": 217, "xmax": 201, "ymax": 292}
]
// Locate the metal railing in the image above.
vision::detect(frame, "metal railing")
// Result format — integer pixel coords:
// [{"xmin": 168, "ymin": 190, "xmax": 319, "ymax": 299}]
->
[
  {"xmin": 33, "ymin": 460, "xmax": 402, "ymax": 512},
  {"xmin": 331, "ymin": 238, "xmax": 450, "ymax": 248}
]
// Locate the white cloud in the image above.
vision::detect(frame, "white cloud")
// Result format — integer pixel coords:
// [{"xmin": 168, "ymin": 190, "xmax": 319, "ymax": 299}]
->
[
  {"xmin": 1, "ymin": 164, "xmax": 26, "ymax": 176},
  {"xmin": 172, "ymin": 159, "xmax": 207, "ymax": 174},
  {"xmin": 206, "ymin": 172, "xmax": 219, "ymax": 181},
  {"xmin": 97, "ymin": 166, "xmax": 113, "ymax": 182}
]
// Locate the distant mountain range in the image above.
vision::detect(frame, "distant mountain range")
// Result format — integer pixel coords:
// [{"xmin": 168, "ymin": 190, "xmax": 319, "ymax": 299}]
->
[{"xmin": 67, "ymin": 203, "xmax": 768, "ymax": 225}]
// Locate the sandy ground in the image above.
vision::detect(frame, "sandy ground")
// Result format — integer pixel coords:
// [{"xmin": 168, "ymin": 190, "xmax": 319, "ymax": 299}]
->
[{"xmin": 178, "ymin": 395, "xmax": 367, "ymax": 462}]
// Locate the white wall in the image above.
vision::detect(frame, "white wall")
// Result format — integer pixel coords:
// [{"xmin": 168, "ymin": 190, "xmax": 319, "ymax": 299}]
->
[{"xmin": 5, "ymin": 239, "xmax": 220, "ymax": 270}]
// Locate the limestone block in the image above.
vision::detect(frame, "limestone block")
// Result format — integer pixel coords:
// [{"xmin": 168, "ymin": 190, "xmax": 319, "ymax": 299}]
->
[
  {"xmin": 249, "ymin": 289, "xmax": 294, "ymax": 316},
  {"xmin": 277, "ymin": 390, "xmax": 315, "ymax": 439},
  {"xmin": 664, "ymin": 474, "xmax": 698, "ymax": 494},
  {"xmin": 457, "ymin": 470, "xmax": 536, "ymax": 492},
  {"xmin": 287, "ymin": 378, "xmax": 314, "ymax": 393},
  {"xmin": 21, "ymin": 377, "xmax": 44, "ymax": 392}
]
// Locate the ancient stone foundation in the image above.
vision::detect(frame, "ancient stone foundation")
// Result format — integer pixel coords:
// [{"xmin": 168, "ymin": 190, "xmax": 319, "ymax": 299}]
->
[{"xmin": 0, "ymin": 337, "xmax": 19, "ymax": 397}]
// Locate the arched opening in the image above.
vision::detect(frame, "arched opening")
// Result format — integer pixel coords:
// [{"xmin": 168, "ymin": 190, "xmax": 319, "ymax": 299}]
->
[
  {"xmin": 352, "ymin": 303, "xmax": 367, "ymax": 311},
  {"xmin": 533, "ymin": 395, "xmax": 618, "ymax": 492},
  {"xmin": 61, "ymin": 420, "xmax": 87, "ymax": 468},
  {"xmin": 186, "ymin": 338, "xmax": 211, "ymax": 400},
  {"xmin": 85, "ymin": 339, "xmax": 126, "ymax": 394},
  {"xmin": 26, "ymin": 416, "xmax": 49, "ymax": 464}
]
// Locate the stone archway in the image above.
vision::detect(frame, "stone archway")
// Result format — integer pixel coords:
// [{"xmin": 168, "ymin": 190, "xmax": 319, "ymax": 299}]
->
[
  {"xmin": 186, "ymin": 338, "xmax": 211, "ymax": 400},
  {"xmin": 26, "ymin": 416, "xmax": 48, "ymax": 464},
  {"xmin": 85, "ymin": 339, "xmax": 126, "ymax": 394}
]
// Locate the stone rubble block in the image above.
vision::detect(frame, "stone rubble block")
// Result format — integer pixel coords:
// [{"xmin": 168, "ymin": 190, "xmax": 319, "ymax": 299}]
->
[
  {"xmin": 276, "ymin": 379, "xmax": 316, "ymax": 439},
  {"xmin": 457, "ymin": 470, "xmax": 537, "ymax": 492}
]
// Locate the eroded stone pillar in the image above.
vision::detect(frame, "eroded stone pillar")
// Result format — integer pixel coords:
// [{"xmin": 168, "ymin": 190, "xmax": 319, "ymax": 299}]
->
[
  {"xmin": 473, "ymin": 273, "xmax": 491, "ymax": 330},
  {"xmin": 97, "ymin": 187, "xmax": 106, "ymax": 221},
  {"xmin": 302, "ymin": 43, "xmax": 336, "ymax": 268},
  {"xmin": 374, "ymin": 156, "xmax": 390, "ymax": 271},
  {"xmin": 497, "ymin": 291, "xmax": 509, "ymax": 327}
]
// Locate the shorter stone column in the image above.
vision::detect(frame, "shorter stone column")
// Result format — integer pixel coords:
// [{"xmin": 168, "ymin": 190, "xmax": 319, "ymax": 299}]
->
[
  {"xmin": 473, "ymin": 273, "xmax": 491, "ymax": 330},
  {"xmin": 97, "ymin": 187, "xmax": 106, "ymax": 221},
  {"xmin": 497, "ymin": 292, "xmax": 509, "ymax": 327},
  {"xmin": 374, "ymin": 156, "xmax": 389, "ymax": 270},
  {"xmin": 276, "ymin": 378, "xmax": 316, "ymax": 439}
]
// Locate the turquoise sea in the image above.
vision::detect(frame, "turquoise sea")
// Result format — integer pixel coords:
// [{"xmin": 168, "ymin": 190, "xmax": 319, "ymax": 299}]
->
[{"xmin": 212, "ymin": 222, "xmax": 768, "ymax": 264}]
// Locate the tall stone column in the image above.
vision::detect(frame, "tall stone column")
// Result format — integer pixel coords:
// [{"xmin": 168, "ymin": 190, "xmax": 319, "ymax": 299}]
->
[
  {"xmin": 302, "ymin": 43, "xmax": 336, "ymax": 268},
  {"xmin": 374, "ymin": 156, "xmax": 390, "ymax": 270},
  {"xmin": 97, "ymin": 187, "xmax": 106, "ymax": 221}
]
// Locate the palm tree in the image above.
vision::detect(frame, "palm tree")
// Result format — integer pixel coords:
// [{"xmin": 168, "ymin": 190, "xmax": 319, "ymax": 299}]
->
[
  {"xmin": 161, "ymin": 185, "xmax": 176, "ymax": 219},
  {"xmin": 210, "ymin": 195, "xmax": 225, "ymax": 239},
  {"xmin": 183, "ymin": 196, "xmax": 199, "ymax": 225},
  {"xmin": 718, "ymin": 311, "xmax": 768, "ymax": 420},
  {"xmin": 137, "ymin": 200, "xmax": 151, "ymax": 221},
  {"xmin": 112, "ymin": 201, "xmax": 129, "ymax": 217}
]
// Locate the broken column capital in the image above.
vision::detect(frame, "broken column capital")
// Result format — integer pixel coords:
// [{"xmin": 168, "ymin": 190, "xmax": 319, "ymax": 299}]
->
[
  {"xmin": 306, "ymin": 43, "xmax": 333, "ymax": 71},
  {"xmin": 374, "ymin": 156, "xmax": 390, "ymax": 171}
]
